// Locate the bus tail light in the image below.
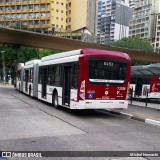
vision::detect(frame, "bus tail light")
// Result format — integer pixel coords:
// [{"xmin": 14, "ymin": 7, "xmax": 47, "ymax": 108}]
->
[{"xmin": 79, "ymin": 80, "xmax": 85, "ymax": 100}]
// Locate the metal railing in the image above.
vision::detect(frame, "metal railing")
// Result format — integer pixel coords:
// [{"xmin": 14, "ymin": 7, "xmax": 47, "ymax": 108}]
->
[{"xmin": 128, "ymin": 88, "xmax": 160, "ymax": 107}]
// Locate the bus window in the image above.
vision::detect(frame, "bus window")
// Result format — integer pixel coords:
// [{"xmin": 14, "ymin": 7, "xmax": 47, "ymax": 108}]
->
[
  {"xmin": 72, "ymin": 63, "xmax": 79, "ymax": 89},
  {"xmin": 88, "ymin": 59, "xmax": 127, "ymax": 84},
  {"xmin": 29, "ymin": 68, "xmax": 33, "ymax": 83},
  {"xmin": 55, "ymin": 65, "xmax": 62, "ymax": 86},
  {"xmin": 48, "ymin": 65, "xmax": 55, "ymax": 85},
  {"xmin": 17, "ymin": 71, "xmax": 21, "ymax": 81},
  {"xmin": 39, "ymin": 68, "xmax": 42, "ymax": 84}
]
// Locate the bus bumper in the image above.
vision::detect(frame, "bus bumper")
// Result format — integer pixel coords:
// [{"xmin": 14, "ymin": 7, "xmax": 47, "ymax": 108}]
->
[{"xmin": 85, "ymin": 100, "xmax": 128, "ymax": 109}]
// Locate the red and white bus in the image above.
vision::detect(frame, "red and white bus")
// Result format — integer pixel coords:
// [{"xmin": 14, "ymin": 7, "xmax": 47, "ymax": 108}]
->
[
  {"xmin": 131, "ymin": 64, "xmax": 160, "ymax": 99},
  {"xmin": 16, "ymin": 48, "xmax": 131, "ymax": 109}
]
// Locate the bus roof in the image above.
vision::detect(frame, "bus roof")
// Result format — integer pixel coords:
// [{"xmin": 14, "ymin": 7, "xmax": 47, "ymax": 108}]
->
[
  {"xmin": 41, "ymin": 48, "xmax": 130, "ymax": 62},
  {"xmin": 131, "ymin": 63, "xmax": 160, "ymax": 77},
  {"xmin": 81, "ymin": 48, "xmax": 130, "ymax": 60},
  {"xmin": 41, "ymin": 50, "xmax": 81, "ymax": 62},
  {"xmin": 25, "ymin": 60, "xmax": 40, "ymax": 66}
]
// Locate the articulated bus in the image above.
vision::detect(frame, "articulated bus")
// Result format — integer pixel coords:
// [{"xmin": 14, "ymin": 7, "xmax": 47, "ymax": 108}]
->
[
  {"xmin": 15, "ymin": 48, "xmax": 131, "ymax": 109},
  {"xmin": 131, "ymin": 64, "xmax": 160, "ymax": 99}
]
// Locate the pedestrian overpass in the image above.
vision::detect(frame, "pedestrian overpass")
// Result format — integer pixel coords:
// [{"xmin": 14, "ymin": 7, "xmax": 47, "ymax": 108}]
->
[{"xmin": 0, "ymin": 26, "xmax": 160, "ymax": 63}]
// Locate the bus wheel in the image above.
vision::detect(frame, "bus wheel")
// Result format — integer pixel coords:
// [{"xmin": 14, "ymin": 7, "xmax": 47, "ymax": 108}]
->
[{"xmin": 53, "ymin": 92, "xmax": 60, "ymax": 109}]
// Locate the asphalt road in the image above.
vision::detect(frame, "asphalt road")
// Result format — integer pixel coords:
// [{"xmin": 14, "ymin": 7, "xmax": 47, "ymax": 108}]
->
[{"xmin": 0, "ymin": 86, "xmax": 160, "ymax": 160}]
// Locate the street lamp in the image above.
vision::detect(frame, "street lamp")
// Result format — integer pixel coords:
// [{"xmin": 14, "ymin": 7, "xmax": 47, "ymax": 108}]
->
[{"xmin": 1, "ymin": 51, "xmax": 6, "ymax": 84}]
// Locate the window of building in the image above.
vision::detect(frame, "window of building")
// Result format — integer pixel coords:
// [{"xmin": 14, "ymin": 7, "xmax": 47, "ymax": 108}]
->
[
  {"xmin": 41, "ymin": 4, "xmax": 46, "ymax": 8},
  {"xmin": 29, "ymin": 5, "xmax": 34, "ymax": 9}
]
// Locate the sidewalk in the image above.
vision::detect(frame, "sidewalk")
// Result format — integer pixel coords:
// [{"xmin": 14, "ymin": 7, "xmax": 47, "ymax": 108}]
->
[
  {"xmin": 0, "ymin": 83, "xmax": 14, "ymax": 87},
  {"xmin": 107, "ymin": 102, "xmax": 160, "ymax": 127}
]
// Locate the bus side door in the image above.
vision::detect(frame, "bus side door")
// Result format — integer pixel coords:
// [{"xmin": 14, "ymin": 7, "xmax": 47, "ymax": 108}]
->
[
  {"xmin": 25, "ymin": 69, "xmax": 29, "ymax": 92},
  {"xmin": 62, "ymin": 65, "xmax": 72, "ymax": 106},
  {"xmin": 42, "ymin": 67, "xmax": 48, "ymax": 99}
]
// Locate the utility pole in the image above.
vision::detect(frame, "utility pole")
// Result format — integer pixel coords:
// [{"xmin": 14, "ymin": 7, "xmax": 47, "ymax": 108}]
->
[{"xmin": 1, "ymin": 51, "xmax": 6, "ymax": 84}]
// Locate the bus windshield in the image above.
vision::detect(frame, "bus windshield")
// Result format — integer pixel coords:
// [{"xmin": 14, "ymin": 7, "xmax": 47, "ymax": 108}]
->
[{"xmin": 88, "ymin": 58, "xmax": 127, "ymax": 84}]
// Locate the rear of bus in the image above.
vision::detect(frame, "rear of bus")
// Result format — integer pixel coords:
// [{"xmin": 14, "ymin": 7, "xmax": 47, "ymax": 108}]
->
[{"xmin": 78, "ymin": 49, "xmax": 131, "ymax": 109}]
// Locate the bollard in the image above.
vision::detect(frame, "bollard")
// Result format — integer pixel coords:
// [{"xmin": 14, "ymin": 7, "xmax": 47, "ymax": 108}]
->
[
  {"xmin": 130, "ymin": 88, "xmax": 133, "ymax": 105},
  {"xmin": 145, "ymin": 90, "xmax": 149, "ymax": 107}
]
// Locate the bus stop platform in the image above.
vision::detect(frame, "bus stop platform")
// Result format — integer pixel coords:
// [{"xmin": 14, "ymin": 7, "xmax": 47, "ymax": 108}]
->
[{"xmin": 105, "ymin": 103, "xmax": 160, "ymax": 127}]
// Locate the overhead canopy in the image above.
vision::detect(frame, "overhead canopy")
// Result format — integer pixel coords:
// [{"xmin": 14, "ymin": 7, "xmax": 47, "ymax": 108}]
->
[{"xmin": 131, "ymin": 63, "xmax": 160, "ymax": 78}]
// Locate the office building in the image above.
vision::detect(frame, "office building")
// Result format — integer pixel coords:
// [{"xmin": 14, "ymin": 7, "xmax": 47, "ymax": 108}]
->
[
  {"xmin": 129, "ymin": 0, "xmax": 136, "ymax": 9},
  {"xmin": 96, "ymin": 0, "xmax": 133, "ymax": 43},
  {"xmin": 129, "ymin": 0, "xmax": 160, "ymax": 45}
]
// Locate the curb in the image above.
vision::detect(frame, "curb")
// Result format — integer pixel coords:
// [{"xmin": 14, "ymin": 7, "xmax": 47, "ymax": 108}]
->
[{"xmin": 103, "ymin": 109, "xmax": 160, "ymax": 127}]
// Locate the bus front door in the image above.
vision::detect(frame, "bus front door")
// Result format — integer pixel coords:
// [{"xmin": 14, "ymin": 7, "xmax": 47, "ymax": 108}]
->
[
  {"xmin": 25, "ymin": 70, "xmax": 29, "ymax": 92},
  {"xmin": 63, "ymin": 66, "xmax": 72, "ymax": 106},
  {"xmin": 42, "ymin": 67, "xmax": 47, "ymax": 99}
]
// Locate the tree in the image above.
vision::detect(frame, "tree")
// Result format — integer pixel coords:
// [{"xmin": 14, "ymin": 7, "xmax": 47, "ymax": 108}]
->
[
  {"xmin": 16, "ymin": 46, "xmax": 37, "ymax": 63},
  {"xmin": 0, "ymin": 44, "xmax": 17, "ymax": 82},
  {"xmin": 0, "ymin": 44, "xmax": 17, "ymax": 69},
  {"xmin": 0, "ymin": 45, "xmax": 37, "ymax": 78},
  {"xmin": 131, "ymin": 60, "xmax": 150, "ymax": 66},
  {"xmin": 110, "ymin": 37, "xmax": 154, "ymax": 52},
  {"xmin": 39, "ymin": 49, "xmax": 60, "ymax": 58},
  {"xmin": 0, "ymin": 44, "xmax": 60, "ymax": 83}
]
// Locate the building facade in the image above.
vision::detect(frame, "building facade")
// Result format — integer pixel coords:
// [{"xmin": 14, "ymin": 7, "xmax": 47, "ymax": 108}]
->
[
  {"xmin": 66, "ymin": 0, "xmax": 96, "ymax": 34},
  {"xmin": 129, "ymin": 0, "xmax": 135, "ymax": 9},
  {"xmin": 154, "ymin": 13, "xmax": 160, "ymax": 51},
  {"xmin": 129, "ymin": 0, "xmax": 160, "ymax": 47},
  {"xmin": 96, "ymin": 0, "xmax": 133, "ymax": 43},
  {"xmin": 0, "ymin": 0, "xmax": 96, "ymax": 35}
]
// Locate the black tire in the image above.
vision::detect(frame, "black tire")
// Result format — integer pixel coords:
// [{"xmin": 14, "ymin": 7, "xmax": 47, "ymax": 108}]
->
[{"xmin": 53, "ymin": 92, "xmax": 60, "ymax": 109}]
